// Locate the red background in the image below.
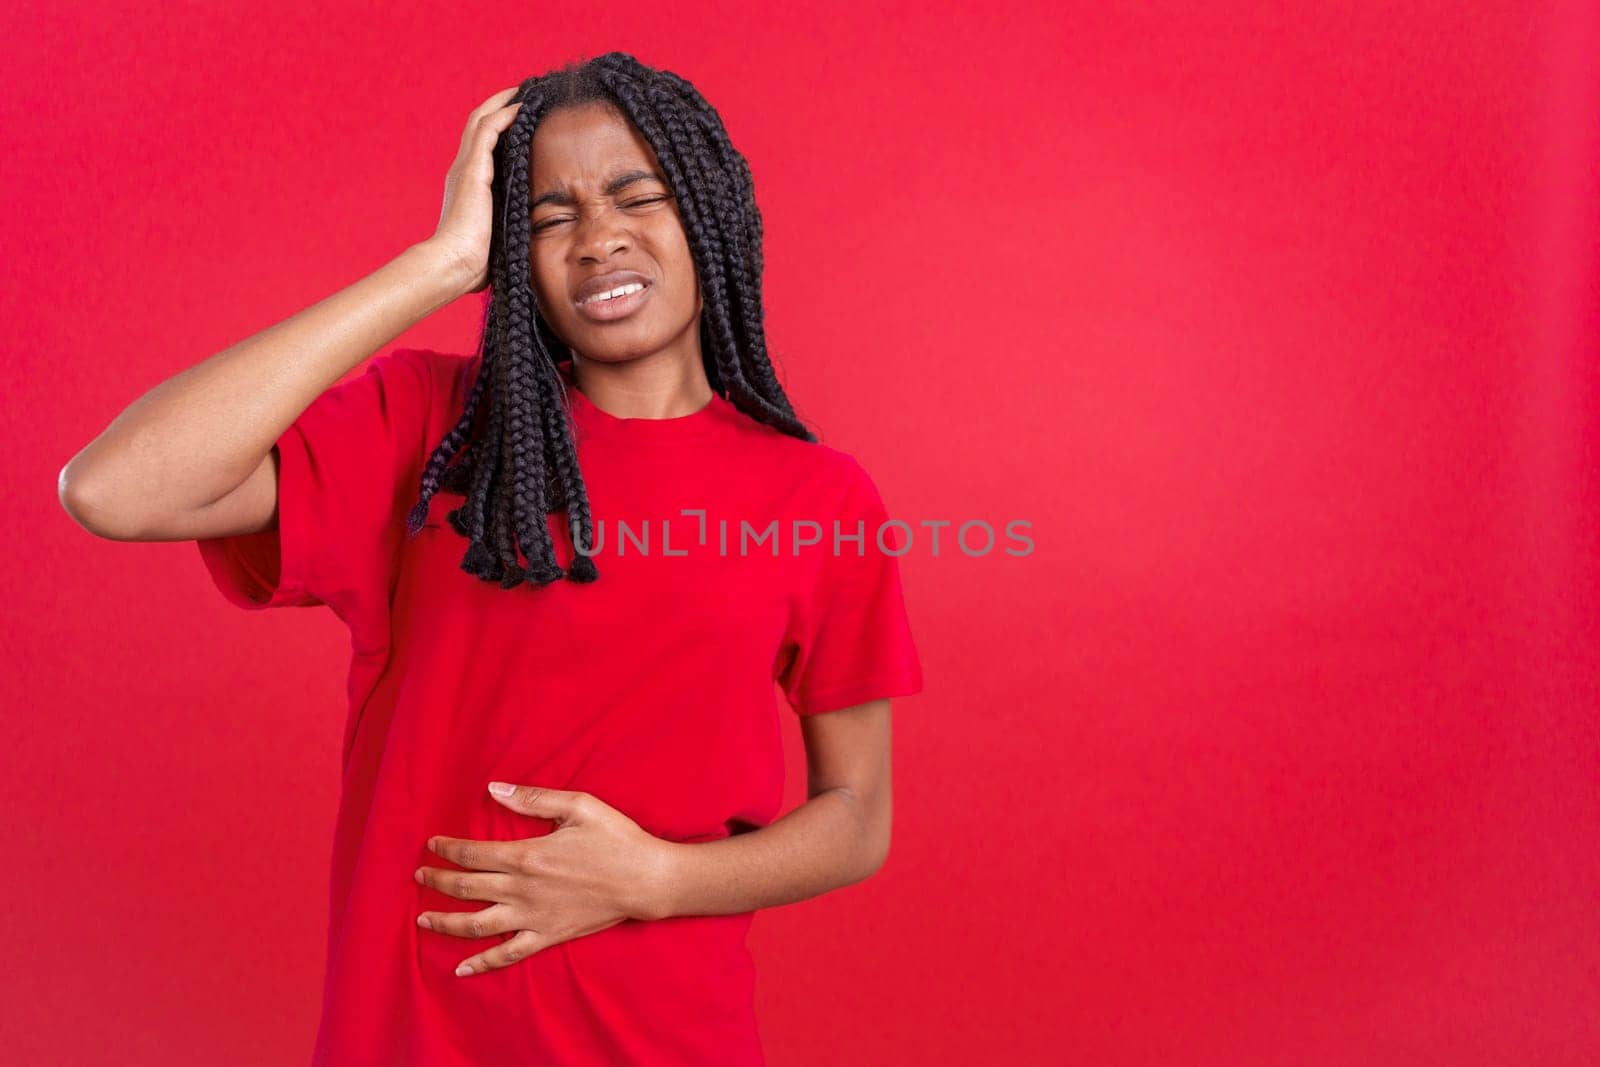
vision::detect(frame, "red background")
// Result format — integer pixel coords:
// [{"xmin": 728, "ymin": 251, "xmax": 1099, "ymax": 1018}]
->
[{"xmin": 6, "ymin": 2, "xmax": 1598, "ymax": 1064}]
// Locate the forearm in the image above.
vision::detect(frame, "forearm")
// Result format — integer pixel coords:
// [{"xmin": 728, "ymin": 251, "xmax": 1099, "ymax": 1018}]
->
[
  {"xmin": 643, "ymin": 787, "xmax": 888, "ymax": 920},
  {"xmin": 60, "ymin": 239, "xmax": 470, "ymax": 535}
]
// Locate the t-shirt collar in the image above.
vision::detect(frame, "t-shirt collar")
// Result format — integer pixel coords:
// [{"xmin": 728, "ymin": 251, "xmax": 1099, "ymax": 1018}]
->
[{"xmin": 556, "ymin": 359, "xmax": 734, "ymax": 440}]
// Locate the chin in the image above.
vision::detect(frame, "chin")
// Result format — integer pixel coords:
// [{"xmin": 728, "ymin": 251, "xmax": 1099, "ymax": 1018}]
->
[
  {"xmin": 567, "ymin": 339, "xmax": 667, "ymax": 364},
  {"xmin": 566, "ymin": 322, "xmax": 698, "ymax": 365}
]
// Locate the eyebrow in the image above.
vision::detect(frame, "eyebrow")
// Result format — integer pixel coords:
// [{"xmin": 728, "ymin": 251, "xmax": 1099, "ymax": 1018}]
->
[{"xmin": 530, "ymin": 169, "xmax": 668, "ymax": 210}]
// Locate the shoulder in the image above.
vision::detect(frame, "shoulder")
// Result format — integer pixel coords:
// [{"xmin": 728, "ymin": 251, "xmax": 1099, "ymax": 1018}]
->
[
  {"xmin": 804, "ymin": 443, "xmax": 878, "ymax": 501},
  {"xmin": 744, "ymin": 426, "xmax": 888, "ymax": 516},
  {"xmin": 366, "ymin": 348, "xmax": 480, "ymax": 436},
  {"xmin": 721, "ymin": 407, "xmax": 860, "ymax": 487},
  {"xmin": 304, "ymin": 348, "xmax": 478, "ymax": 463},
  {"xmin": 372, "ymin": 346, "xmax": 476, "ymax": 398}
]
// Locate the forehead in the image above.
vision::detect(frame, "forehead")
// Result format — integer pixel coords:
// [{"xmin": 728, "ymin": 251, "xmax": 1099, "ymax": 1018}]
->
[{"xmin": 530, "ymin": 102, "xmax": 660, "ymax": 185}]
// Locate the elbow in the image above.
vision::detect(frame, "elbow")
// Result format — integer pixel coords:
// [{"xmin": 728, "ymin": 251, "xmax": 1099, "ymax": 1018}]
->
[
  {"xmin": 58, "ymin": 459, "xmax": 141, "ymax": 540},
  {"xmin": 827, "ymin": 785, "xmax": 892, "ymax": 884},
  {"xmin": 865, "ymin": 824, "xmax": 891, "ymax": 878},
  {"xmin": 848, "ymin": 793, "xmax": 892, "ymax": 881},
  {"xmin": 850, "ymin": 832, "xmax": 889, "ymax": 886}
]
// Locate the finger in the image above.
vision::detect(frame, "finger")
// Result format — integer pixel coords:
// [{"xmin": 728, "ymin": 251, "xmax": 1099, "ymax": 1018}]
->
[
  {"xmin": 459, "ymin": 87, "xmax": 522, "ymax": 149},
  {"xmin": 452, "ymin": 929, "xmax": 549, "ymax": 978},
  {"xmin": 417, "ymin": 900, "xmax": 517, "ymax": 941},
  {"xmin": 487, "ymin": 783, "xmax": 593, "ymax": 825},
  {"xmin": 474, "ymin": 101, "xmax": 523, "ymax": 142},
  {"xmin": 456, "ymin": 100, "xmax": 523, "ymax": 169},
  {"xmin": 415, "ymin": 865, "xmax": 521, "ymax": 902},
  {"xmin": 427, "ymin": 835, "xmax": 523, "ymax": 874},
  {"xmin": 472, "ymin": 85, "xmax": 522, "ymax": 118}
]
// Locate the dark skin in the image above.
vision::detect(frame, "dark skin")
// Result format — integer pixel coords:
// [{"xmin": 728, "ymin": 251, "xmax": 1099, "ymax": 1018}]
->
[
  {"xmin": 414, "ymin": 98, "xmax": 896, "ymax": 978},
  {"xmin": 526, "ymin": 100, "xmax": 712, "ymax": 418}
]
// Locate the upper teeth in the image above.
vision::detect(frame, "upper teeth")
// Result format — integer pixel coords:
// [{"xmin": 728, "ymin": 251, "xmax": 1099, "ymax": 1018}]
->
[{"xmin": 580, "ymin": 282, "xmax": 645, "ymax": 304}]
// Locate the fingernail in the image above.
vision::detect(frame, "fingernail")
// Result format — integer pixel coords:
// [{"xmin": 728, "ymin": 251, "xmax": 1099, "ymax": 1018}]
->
[
  {"xmin": 456, "ymin": 963, "xmax": 474, "ymax": 977},
  {"xmin": 417, "ymin": 915, "xmax": 432, "ymax": 930},
  {"xmin": 414, "ymin": 868, "xmax": 425, "ymax": 883},
  {"xmin": 488, "ymin": 781, "xmax": 515, "ymax": 796}
]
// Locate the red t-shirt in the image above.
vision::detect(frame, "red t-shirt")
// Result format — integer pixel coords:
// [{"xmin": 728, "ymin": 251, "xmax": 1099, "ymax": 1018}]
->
[{"xmin": 196, "ymin": 347, "xmax": 924, "ymax": 1065}]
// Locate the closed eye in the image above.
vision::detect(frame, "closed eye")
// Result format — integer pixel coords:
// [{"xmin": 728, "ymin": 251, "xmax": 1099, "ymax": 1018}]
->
[{"xmin": 533, "ymin": 195, "xmax": 672, "ymax": 232}]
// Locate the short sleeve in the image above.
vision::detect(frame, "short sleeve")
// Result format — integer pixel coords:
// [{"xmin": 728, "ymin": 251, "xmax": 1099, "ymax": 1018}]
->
[
  {"xmin": 194, "ymin": 347, "xmax": 440, "ymax": 636},
  {"xmin": 776, "ymin": 457, "xmax": 925, "ymax": 716}
]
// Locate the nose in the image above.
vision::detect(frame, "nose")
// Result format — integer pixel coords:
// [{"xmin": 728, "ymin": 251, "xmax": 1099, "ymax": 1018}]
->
[{"xmin": 572, "ymin": 204, "xmax": 632, "ymax": 263}]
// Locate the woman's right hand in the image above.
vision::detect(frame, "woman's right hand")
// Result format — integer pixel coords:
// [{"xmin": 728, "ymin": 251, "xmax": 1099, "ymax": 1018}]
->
[{"xmin": 425, "ymin": 86, "xmax": 525, "ymax": 295}]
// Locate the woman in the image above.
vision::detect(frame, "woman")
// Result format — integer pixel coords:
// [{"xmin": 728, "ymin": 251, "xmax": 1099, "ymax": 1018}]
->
[{"xmin": 60, "ymin": 52, "xmax": 923, "ymax": 1065}]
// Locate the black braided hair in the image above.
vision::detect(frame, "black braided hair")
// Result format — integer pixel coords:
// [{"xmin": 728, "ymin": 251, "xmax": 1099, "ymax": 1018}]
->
[{"xmin": 403, "ymin": 52, "xmax": 818, "ymax": 590}]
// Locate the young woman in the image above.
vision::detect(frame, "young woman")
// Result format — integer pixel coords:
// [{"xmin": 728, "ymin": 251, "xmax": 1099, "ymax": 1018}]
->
[{"xmin": 60, "ymin": 53, "xmax": 923, "ymax": 1065}]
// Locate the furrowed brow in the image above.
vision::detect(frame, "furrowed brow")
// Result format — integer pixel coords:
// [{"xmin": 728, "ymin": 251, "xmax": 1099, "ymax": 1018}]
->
[{"xmin": 531, "ymin": 169, "xmax": 667, "ymax": 210}]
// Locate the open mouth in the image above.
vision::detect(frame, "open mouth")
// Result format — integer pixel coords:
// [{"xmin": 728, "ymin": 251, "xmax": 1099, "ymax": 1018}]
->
[{"xmin": 574, "ymin": 280, "xmax": 652, "ymax": 321}]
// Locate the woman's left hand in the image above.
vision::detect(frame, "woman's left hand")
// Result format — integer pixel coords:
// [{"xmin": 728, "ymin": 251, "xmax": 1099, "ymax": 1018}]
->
[{"xmin": 415, "ymin": 783, "xmax": 676, "ymax": 978}]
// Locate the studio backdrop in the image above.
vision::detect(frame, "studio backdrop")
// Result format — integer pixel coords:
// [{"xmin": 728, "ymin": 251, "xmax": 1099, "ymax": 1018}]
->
[{"xmin": 5, "ymin": 2, "xmax": 1597, "ymax": 1065}]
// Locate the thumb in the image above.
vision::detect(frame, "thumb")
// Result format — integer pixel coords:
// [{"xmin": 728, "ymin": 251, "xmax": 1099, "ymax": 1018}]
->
[{"xmin": 487, "ymin": 782, "xmax": 584, "ymax": 823}]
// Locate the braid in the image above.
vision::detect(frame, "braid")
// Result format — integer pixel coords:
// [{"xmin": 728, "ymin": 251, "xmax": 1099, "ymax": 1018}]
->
[
  {"xmin": 652, "ymin": 69, "xmax": 793, "ymax": 407},
  {"xmin": 404, "ymin": 53, "xmax": 815, "ymax": 593},
  {"xmin": 406, "ymin": 298, "xmax": 494, "ymax": 537},
  {"xmin": 498, "ymin": 107, "xmax": 569, "ymax": 586},
  {"xmin": 454, "ymin": 353, "xmax": 505, "ymax": 574},
  {"xmin": 534, "ymin": 327, "xmax": 600, "ymax": 582},
  {"xmin": 592, "ymin": 59, "xmax": 811, "ymax": 437}
]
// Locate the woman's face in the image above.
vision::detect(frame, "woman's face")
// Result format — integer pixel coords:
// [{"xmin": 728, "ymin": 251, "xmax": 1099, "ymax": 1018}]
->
[{"xmin": 526, "ymin": 102, "xmax": 703, "ymax": 368}]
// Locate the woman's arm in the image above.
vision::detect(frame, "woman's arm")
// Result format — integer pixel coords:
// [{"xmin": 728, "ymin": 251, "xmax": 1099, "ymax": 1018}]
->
[
  {"xmin": 641, "ymin": 698, "xmax": 894, "ymax": 919},
  {"xmin": 58, "ymin": 87, "xmax": 524, "ymax": 544},
  {"xmin": 413, "ymin": 700, "xmax": 894, "ymax": 977},
  {"xmin": 57, "ymin": 242, "xmax": 470, "ymax": 544}
]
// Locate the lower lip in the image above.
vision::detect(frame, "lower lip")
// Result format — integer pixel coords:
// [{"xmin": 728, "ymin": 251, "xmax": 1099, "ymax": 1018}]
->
[{"xmin": 574, "ymin": 283, "xmax": 652, "ymax": 322}]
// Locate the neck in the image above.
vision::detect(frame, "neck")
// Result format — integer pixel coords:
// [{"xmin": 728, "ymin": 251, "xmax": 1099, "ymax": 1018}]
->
[{"xmin": 565, "ymin": 353, "xmax": 715, "ymax": 420}]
